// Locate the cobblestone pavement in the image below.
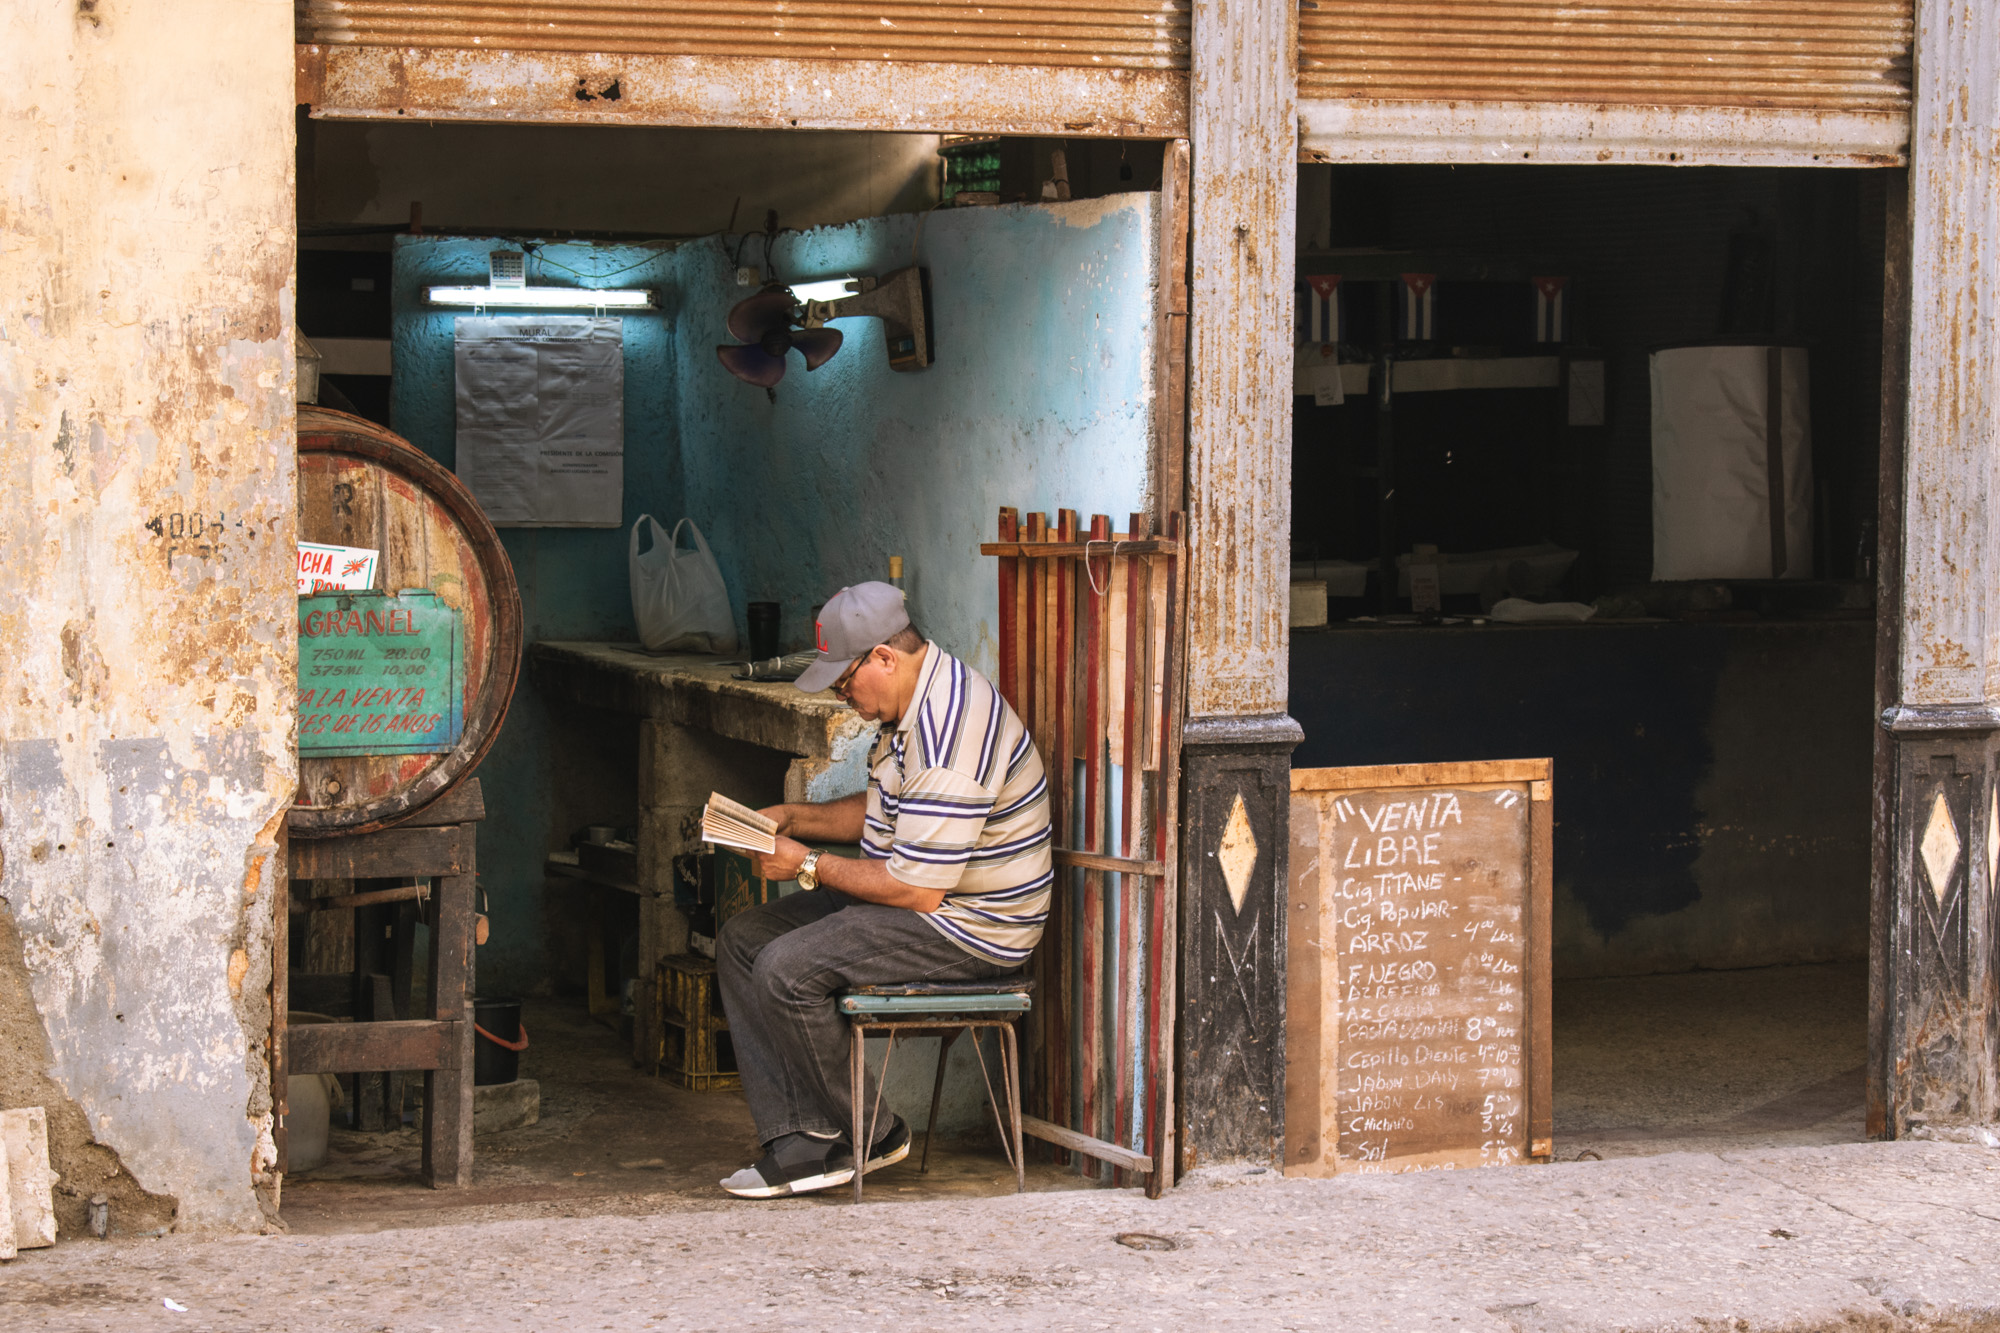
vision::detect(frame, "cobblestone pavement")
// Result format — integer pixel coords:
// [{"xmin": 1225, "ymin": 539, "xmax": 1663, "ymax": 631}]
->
[{"xmin": 5, "ymin": 1141, "xmax": 1999, "ymax": 1332}]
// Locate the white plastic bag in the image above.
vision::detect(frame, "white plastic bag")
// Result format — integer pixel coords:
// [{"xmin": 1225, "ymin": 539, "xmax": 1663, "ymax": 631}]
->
[{"xmin": 630, "ymin": 515, "xmax": 738, "ymax": 654}]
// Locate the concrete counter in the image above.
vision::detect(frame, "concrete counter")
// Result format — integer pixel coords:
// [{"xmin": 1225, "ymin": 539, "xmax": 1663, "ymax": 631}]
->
[
  {"xmin": 528, "ymin": 642, "xmax": 997, "ymax": 1133},
  {"xmin": 529, "ymin": 641, "xmax": 880, "ymax": 1067},
  {"xmin": 530, "ymin": 642, "xmax": 873, "ymax": 772}
]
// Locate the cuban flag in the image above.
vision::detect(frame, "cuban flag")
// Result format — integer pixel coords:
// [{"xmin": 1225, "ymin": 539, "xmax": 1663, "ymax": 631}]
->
[
  {"xmin": 1297, "ymin": 273, "xmax": 1343, "ymax": 345},
  {"xmin": 1533, "ymin": 276, "xmax": 1568, "ymax": 343},
  {"xmin": 1399, "ymin": 273, "xmax": 1436, "ymax": 341}
]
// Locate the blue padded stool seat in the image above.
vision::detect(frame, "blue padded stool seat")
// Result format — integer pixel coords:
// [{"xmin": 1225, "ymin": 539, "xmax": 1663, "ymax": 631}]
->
[{"xmin": 837, "ymin": 977, "xmax": 1033, "ymax": 1202}]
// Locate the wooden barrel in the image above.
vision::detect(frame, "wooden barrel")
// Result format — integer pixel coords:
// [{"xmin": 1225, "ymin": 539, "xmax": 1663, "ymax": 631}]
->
[{"xmin": 292, "ymin": 405, "xmax": 523, "ymax": 838}]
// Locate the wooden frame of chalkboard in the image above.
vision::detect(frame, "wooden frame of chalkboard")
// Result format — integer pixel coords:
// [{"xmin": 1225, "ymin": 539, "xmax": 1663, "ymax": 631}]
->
[{"xmin": 1285, "ymin": 759, "xmax": 1553, "ymax": 1176}]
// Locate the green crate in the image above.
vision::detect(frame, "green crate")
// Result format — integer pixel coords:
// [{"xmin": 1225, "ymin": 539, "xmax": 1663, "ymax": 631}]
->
[{"xmin": 714, "ymin": 849, "xmax": 782, "ymax": 931}]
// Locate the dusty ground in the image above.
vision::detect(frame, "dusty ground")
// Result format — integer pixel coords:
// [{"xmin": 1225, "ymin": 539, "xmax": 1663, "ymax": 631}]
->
[
  {"xmin": 276, "ymin": 962, "xmax": 1871, "ymax": 1234},
  {"xmin": 6, "ymin": 1141, "xmax": 2000, "ymax": 1331},
  {"xmin": 1553, "ymin": 962, "xmax": 1868, "ymax": 1159},
  {"xmin": 279, "ymin": 997, "xmax": 1087, "ymax": 1235},
  {"xmin": 14, "ymin": 961, "xmax": 1974, "ymax": 1332}
]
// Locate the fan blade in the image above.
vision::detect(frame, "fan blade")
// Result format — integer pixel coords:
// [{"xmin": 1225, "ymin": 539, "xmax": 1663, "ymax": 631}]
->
[
  {"xmin": 716, "ymin": 343, "xmax": 788, "ymax": 388},
  {"xmin": 726, "ymin": 289, "xmax": 798, "ymax": 343},
  {"xmin": 793, "ymin": 327, "xmax": 844, "ymax": 371}
]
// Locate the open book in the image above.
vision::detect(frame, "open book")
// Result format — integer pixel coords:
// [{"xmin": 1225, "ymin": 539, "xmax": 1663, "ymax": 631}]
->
[{"xmin": 701, "ymin": 792, "xmax": 778, "ymax": 855}]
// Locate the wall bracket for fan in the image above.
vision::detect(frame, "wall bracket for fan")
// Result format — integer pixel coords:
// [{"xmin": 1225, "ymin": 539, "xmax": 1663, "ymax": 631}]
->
[{"xmin": 802, "ymin": 266, "xmax": 934, "ymax": 372}]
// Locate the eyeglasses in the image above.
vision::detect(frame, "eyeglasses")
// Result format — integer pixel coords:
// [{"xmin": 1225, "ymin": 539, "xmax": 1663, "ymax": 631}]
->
[{"xmin": 831, "ymin": 649, "xmax": 877, "ymax": 696}]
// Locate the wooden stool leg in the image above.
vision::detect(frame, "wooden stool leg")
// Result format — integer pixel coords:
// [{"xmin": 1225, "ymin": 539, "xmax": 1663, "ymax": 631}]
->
[
  {"xmin": 422, "ymin": 864, "xmax": 475, "ymax": 1189},
  {"xmin": 850, "ymin": 1021, "xmax": 866, "ymax": 1203},
  {"xmin": 921, "ymin": 1029, "xmax": 962, "ymax": 1174},
  {"xmin": 1002, "ymin": 1021, "xmax": 1024, "ymax": 1194}
]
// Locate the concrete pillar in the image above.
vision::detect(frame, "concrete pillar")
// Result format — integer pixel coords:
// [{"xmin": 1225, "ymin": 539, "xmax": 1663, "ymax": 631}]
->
[
  {"xmin": 1178, "ymin": 0, "xmax": 1303, "ymax": 1170},
  {"xmin": 1876, "ymin": 0, "xmax": 2000, "ymax": 1134},
  {"xmin": 0, "ymin": 2, "xmax": 297, "ymax": 1228}
]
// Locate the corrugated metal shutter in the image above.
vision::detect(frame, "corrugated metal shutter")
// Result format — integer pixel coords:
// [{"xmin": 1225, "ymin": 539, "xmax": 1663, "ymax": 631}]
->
[
  {"xmin": 297, "ymin": 0, "xmax": 1191, "ymax": 71},
  {"xmin": 1299, "ymin": 0, "xmax": 1911, "ymax": 111}
]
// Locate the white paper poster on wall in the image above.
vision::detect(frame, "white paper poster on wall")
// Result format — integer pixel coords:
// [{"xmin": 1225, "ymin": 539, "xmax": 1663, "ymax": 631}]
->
[{"xmin": 453, "ymin": 316, "xmax": 624, "ymax": 527}]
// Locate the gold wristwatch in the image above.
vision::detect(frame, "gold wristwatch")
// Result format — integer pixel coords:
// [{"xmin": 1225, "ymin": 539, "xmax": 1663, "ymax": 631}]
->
[{"xmin": 796, "ymin": 849, "xmax": 823, "ymax": 891}]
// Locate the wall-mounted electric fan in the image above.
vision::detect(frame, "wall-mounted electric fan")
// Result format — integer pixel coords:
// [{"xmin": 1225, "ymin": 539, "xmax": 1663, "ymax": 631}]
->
[
  {"xmin": 715, "ymin": 267, "xmax": 934, "ymax": 388},
  {"xmin": 714, "ymin": 287, "xmax": 842, "ymax": 388}
]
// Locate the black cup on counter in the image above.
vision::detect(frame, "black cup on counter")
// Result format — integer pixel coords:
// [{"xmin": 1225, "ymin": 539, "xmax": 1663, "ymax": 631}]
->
[{"xmin": 747, "ymin": 601, "xmax": 781, "ymax": 662}]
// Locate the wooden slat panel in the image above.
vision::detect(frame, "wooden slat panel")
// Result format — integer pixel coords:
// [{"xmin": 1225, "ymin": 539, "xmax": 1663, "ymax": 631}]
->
[
  {"xmin": 1299, "ymin": 0, "xmax": 1912, "ymax": 111},
  {"xmin": 997, "ymin": 508, "xmax": 1020, "ymax": 707},
  {"xmin": 991, "ymin": 504, "xmax": 1185, "ymax": 1192},
  {"xmin": 1020, "ymin": 1112, "xmax": 1153, "ymax": 1173},
  {"xmin": 288, "ymin": 1019, "xmax": 464, "ymax": 1073},
  {"xmin": 1120, "ymin": 514, "xmax": 1154, "ymax": 1188},
  {"xmin": 1145, "ymin": 511, "xmax": 1185, "ymax": 1197},
  {"xmin": 1049, "ymin": 851, "xmax": 1163, "ymax": 878}
]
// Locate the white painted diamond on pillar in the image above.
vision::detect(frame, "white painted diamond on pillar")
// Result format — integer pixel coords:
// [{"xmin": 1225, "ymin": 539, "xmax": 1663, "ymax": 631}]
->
[
  {"xmin": 1921, "ymin": 791, "xmax": 1960, "ymax": 906},
  {"xmin": 1218, "ymin": 793, "xmax": 1259, "ymax": 915}
]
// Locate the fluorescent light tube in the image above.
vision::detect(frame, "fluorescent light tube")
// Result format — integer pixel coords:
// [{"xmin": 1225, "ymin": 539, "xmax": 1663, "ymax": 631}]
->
[
  {"xmin": 790, "ymin": 278, "xmax": 860, "ymax": 303},
  {"xmin": 425, "ymin": 285, "xmax": 656, "ymax": 310}
]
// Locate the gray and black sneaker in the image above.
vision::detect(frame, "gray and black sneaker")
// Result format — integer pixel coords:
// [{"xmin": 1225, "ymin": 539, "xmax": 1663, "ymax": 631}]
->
[
  {"xmin": 720, "ymin": 1132, "xmax": 855, "ymax": 1199},
  {"xmin": 864, "ymin": 1115, "xmax": 911, "ymax": 1174}
]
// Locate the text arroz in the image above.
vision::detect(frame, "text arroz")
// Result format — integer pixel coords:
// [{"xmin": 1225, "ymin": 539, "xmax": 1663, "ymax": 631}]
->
[{"xmin": 297, "ymin": 542, "xmax": 380, "ymax": 595}]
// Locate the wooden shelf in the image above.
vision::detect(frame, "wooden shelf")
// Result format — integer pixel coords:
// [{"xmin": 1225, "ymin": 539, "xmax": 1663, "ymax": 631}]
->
[{"xmin": 544, "ymin": 858, "xmax": 650, "ymax": 897}]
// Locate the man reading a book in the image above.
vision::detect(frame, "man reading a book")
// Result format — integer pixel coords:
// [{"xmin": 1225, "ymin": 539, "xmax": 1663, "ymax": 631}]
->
[{"xmin": 715, "ymin": 580, "xmax": 1052, "ymax": 1198}]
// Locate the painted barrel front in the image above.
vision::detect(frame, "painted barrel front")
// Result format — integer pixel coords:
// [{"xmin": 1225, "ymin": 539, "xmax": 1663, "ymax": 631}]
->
[{"xmin": 293, "ymin": 405, "xmax": 522, "ymax": 837}]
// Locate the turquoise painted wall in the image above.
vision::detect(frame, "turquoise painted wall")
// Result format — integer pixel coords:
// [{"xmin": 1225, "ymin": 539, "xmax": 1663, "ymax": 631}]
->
[
  {"xmin": 391, "ymin": 237, "xmax": 683, "ymax": 992},
  {"xmin": 390, "ymin": 198, "xmax": 1158, "ymax": 993},
  {"xmin": 678, "ymin": 195, "xmax": 1160, "ymax": 676}
]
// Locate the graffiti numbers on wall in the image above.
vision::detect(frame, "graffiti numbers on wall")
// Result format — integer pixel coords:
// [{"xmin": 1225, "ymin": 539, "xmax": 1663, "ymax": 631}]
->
[{"xmin": 145, "ymin": 510, "xmax": 247, "ymax": 563}]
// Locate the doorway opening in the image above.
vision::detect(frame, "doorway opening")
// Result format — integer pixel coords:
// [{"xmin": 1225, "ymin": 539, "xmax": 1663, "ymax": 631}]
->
[
  {"xmin": 286, "ymin": 116, "xmax": 1175, "ymax": 1229},
  {"xmin": 1287, "ymin": 163, "xmax": 1888, "ymax": 1159}
]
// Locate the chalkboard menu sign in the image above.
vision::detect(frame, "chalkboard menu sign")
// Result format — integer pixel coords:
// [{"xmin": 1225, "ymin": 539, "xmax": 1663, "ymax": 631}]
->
[{"xmin": 1286, "ymin": 760, "xmax": 1552, "ymax": 1175}]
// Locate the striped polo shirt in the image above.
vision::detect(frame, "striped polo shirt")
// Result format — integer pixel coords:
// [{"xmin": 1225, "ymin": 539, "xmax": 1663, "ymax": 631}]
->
[{"xmin": 860, "ymin": 644, "xmax": 1052, "ymax": 966}]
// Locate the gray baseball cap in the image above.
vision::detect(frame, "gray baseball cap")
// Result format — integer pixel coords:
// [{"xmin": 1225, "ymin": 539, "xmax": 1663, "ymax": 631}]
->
[{"xmin": 795, "ymin": 581, "xmax": 912, "ymax": 693}]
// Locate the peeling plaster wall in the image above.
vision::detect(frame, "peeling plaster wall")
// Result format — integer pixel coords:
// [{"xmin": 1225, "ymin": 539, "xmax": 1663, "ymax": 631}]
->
[
  {"xmin": 383, "ymin": 199, "xmax": 1156, "ymax": 997},
  {"xmin": 389, "ymin": 237, "xmax": 684, "ymax": 993},
  {"xmin": 678, "ymin": 194, "xmax": 1160, "ymax": 678},
  {"xmin": 1, "ymin": 2, "xmax": 296, "ymax": 1230}
]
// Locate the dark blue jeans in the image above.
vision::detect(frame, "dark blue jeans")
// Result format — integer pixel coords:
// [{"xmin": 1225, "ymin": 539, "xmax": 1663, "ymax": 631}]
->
[{"xmin": 715, "ymin": 889, "xmax": 1010, "ymax": 1144}]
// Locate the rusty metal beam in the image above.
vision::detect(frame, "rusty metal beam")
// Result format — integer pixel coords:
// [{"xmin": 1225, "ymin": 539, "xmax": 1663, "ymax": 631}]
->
[
  {"xmin": 297, "ymin": 43, "xmax": 1187, "ymax": 137},
  {"xmin": 1299, "ymin": 99, "xmax": 1908, "ymax": 167}
]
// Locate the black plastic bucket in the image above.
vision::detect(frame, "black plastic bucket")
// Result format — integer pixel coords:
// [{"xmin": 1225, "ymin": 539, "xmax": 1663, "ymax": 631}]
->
[{"xmin": 473, "ymin": 997, "xmax": 526, "ymax": 1086}]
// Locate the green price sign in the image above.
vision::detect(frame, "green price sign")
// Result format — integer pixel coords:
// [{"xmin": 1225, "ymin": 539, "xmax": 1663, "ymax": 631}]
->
[{"xmin": 297, "ymin": 591, "xmax": 464, "ymax": 757}]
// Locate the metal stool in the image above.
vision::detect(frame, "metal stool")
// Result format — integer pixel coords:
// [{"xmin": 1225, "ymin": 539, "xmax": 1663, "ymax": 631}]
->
[{"xmin": 839, "ymin": 978, "xmax": 1033, "ymax": 1203}]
